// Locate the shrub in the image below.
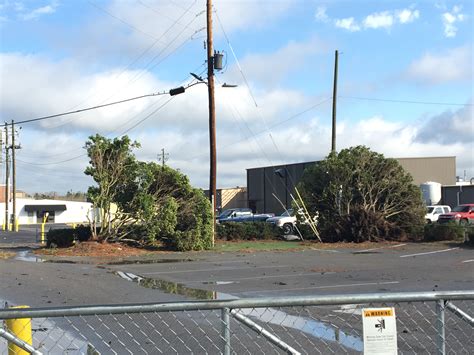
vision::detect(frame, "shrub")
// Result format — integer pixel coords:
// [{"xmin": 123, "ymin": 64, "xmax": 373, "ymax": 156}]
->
[
  {"xmin": 466, "ymin": 227, "xmax": 474, "ymax": 245},
  {"xmin": 217, "ymin": 222, "xmax": 281, "ymax": 241},
  {"xmin": 424, "ymin": 223, "xmax": 465, "ymax": 242},
  {"xmin": 46, "ymin": 225, "xmax": 92, "ymax": 248},
  {"xmin": 297, "ymin": 146, "xmax": 425, "ymax": 243}
]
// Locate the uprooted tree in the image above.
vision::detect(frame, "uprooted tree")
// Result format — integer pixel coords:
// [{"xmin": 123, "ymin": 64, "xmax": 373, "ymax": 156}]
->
[
  {"xmin": 297, "ymin": 146, "xmax": 425, "ymax": 242},
  {"xmin": 84, "ymin": 134, "xmax": 213, "ymax": 251}
]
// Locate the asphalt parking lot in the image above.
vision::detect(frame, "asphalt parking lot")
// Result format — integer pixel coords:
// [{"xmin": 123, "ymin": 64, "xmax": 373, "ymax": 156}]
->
[
  {"xmin": 107, "ymin": 242, "xmax": 474, "ymax": 300},
  {"xmin": 1, "ymin": 232, "xmax": 473, "ymax": 354}
]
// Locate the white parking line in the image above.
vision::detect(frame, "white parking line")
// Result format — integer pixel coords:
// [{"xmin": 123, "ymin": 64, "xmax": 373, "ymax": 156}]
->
[
  {"xmin": 244, "ymin": 281, "xmax": 400, "ymax": 294},
  {"xmin": 355, "ymin": 244, "xmax": 407, "ymax": 253},
  {"xmin": 188, "ymin": 272, "xmax": 337, "ymax": 283},
  {"xmin": 141, "ymin": 264, "xmax": 294, "ymax": 275},
  {"xmin": 400, "ymin": 248, "xmax": 459, "ymax": 258},
  {"xmin": 462, "ymin": 259, "xmax": 474, "ymax": 263}
]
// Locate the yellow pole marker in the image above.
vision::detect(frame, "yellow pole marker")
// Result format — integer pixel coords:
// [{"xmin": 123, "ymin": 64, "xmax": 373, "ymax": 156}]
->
[
  {"xmin": 41, "ymin": 223, "xmax": 45, "ymax": 244},
  {"xmin": 5, "ymin": 305, "xmax": 32, "ymax": 355},
  {"xmin": 15, "ymin": 219, "xmax": 19, "ymax": 232},
  {"xmin": 2, "ymin": 222, "xmax": 5, "ymax": 231}
]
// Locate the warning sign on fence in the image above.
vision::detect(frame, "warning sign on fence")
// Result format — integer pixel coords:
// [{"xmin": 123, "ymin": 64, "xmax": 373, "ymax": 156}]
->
[{"xmin": 362, "ymin": 307, "xmax": 397, "ymax": 354}]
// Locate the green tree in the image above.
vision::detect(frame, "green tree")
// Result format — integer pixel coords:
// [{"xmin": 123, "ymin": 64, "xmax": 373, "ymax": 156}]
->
[
  {"xmin": 84, "ymin": 134, "xmax": 140, "ymax": 241},
  {"xmin": 114, "ymin": 162, "xmax": 213, "ymax": 250},
  {"xmin": 298, "ymin": 146, "xmax": 425, "ymax": 242},
  {"xmin": 84, "ymin": 134, "xmax": 212, "ymax": 250}
]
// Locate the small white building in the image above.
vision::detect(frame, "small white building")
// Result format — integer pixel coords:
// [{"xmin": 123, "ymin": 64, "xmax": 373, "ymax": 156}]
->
[{"xmin": 0, "ymin": 199, "xmax": 94, "ymax": 225}]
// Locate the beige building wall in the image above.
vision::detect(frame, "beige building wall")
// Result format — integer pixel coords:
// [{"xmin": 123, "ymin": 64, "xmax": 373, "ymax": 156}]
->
[
  {"xmin": 396, "ymin": 156, "xmax": 456, "ymax": 185},
  {"xmin": 220, "ymin": 187, "xmax": 247, "ymax": 209}
]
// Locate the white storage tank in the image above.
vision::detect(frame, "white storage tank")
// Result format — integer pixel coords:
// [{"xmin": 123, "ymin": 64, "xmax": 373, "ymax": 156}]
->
[{"xmin": 420, "ymin": 181, "xmax": 442, "ymax": 205}]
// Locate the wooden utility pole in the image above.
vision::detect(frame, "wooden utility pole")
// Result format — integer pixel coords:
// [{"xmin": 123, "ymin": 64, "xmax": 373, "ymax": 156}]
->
[
  {"xmin": 207, "ymin": 0, "xmax": 217, "ymax": 246},
  {"xmin": 4, "ymin": 123, "xmax": 9, "ymax": 230},
  {"xmin": 159, "ymin": 148, "xmax": 169, "ymax": 169},
  {"xmin": 331, "ymin": 50, "xmax": 339, "ymax": 153},
  {"xmin": 11, "ymin": 120, "xmax": 17, "ymax": 232}
]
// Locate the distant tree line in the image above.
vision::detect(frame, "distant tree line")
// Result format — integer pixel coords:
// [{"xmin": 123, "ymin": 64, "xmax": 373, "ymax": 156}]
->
[{"xmin": 32, "ymin": 191, "xmax": 88, "ymax": 201}]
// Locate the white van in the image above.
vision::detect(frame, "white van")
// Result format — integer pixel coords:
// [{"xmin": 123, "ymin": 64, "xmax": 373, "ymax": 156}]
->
[{"xmin": 425, "ymin": 205, "xmax": 451, "ymax": 223}]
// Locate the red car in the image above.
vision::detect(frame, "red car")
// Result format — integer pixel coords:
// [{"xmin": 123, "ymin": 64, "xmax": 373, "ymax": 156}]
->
[{"xmin": 437, "ymin": 204, "xmax": 474, "ymax": 225}]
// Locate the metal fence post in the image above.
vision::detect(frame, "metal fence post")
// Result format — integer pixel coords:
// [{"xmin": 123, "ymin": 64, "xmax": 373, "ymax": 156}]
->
[
  {"xmin": 221, "ymin": 307, "xmax": 230, "ymax": 355},
  {"xmin": 436, "ymin": 300, "xmax": 446, "ymax": 355}
]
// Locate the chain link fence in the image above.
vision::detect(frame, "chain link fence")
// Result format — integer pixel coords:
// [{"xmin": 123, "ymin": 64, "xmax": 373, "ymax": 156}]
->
[{"xmin": 1, "ymin": 291, "xmax": 473, "ymax": 354}]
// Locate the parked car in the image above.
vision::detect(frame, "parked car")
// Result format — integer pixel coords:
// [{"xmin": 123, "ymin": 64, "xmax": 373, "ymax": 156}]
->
[
  {"xmin": 437, "ymin": 204, "xmax": 474, "ymax": 225},
  {"xmin": 217, "ymin": 208, "xmax": 274, "ymax": 223},
  {"xmin": 216, "ymin": 208, "xmax": 252, "ymax": 223},
  {"xmin": 266, "ymin": 209, "xmax": 297, "ymax": 235},
  {"xmin": 425, "ymin": 205, "xmax": 451, "ymax": 223}
]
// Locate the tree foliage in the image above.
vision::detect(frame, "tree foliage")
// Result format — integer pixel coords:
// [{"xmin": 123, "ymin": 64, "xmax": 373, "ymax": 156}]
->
[
  {"xmin": 298, "ymin": 146, "xmax": 425, "ymax": 242},
  {"xmin": 84, "ymin": 134, "xmax": 212, "ymax": 250},
  {"xmin": 85, "ymin": 134, "xmax": 139, "ymax": 241}
]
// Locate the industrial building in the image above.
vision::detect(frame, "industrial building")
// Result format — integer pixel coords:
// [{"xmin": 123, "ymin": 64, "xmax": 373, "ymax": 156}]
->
[
  {"xmin": 247, "ymin": 156, "xmax": 459, "ymax": 214},
  {"xmin": 0, "ymin": 198, "xmax": 93, "ymax": 225}
]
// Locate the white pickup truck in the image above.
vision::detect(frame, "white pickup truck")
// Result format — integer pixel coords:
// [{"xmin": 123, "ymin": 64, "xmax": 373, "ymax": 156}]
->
[
  {"xmin": 266, "ymin": 209, "xmax": 297, "ymax": 235},
  {"xmin": 425, "ymin": 205, "xmax": 451, "ymax": 223}
]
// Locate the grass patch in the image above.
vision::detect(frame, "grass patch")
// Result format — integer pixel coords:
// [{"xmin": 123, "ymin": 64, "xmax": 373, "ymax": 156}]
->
[{"xmin": 214, "ymin": 240, "xmax": 310, "ymax": 252}]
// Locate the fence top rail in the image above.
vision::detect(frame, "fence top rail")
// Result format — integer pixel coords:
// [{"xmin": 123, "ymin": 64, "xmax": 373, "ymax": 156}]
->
[{"xmin": 1, "ymin": 290, "xmax": 473, "ymax": 320}]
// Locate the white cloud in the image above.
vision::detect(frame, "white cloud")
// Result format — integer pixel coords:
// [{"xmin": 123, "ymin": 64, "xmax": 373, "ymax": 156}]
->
[
  {"xmin": 69, "ymin": 0, "xmax": 294, "ymax": 62},
  {"xmin": 335, "ymin": 17, "xmax": 361, "ymax": 32},
  {"xmin": 314, "ymin": 6, "xmax": 329, "ymax": 23},
  {"xmin": 415, "ymin": 101, "xmax": 473, "ymax": 144},
  {"xmin": 363, "ymin": 11, "xmax": 394, "ymax": 29},
  {"xmin": 406, "ymin": 46, "xmax": 472, "ymax": 84},
  {"xmin": 16, "ymin": 108, "xmax": 474, "ymax": 193},
  {"xmin": 224, "ymin": 36, "xmax": 330, "ymax": 88},
  {"xmin": 319, "ymin": 5, "xmax": 420, "ymax": 32},
  {"xmin": 396, "ymin": 8, "xmax": 420, "ymax": 24},
  {"xmin": 4, "ymin": 53, "xmax": 473, "ymax": 192},
  {"xmin": 20, "ymin": 1, "xmax": 58, "ymax": 21},
  {"xmin": 442, "ymin": 5, "xmax": 466, "ymax": 38}
]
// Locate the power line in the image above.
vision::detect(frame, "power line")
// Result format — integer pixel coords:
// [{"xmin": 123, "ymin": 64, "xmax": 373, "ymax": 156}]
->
[
  {"xmin": 12, "ymin": 81, "xmax": 205, "ymax": 127},
  {"xmin": 189, "ymin": 97, "xmax": 332, "ymax": 160},
  {"xmin": 338, "ymin": 96, "xmax": 472, "ymax": 106},
  {"xmin": 88, "ymin": 1, "xmax": 162, "ymax": 41},
  {"xmin": 47, "ymin": 1, "xmax": 199, "ymax": 131},
  {"xmin": 16, "ymin": 154, "xmax": 87, "ymax": 166},
  {"xmin": 13, "ymin": 83, "xmax": 197, "ymax": 166},
  {"xmin": 14, "ymin": 91, "xmax": 168, "ymax": 126}
]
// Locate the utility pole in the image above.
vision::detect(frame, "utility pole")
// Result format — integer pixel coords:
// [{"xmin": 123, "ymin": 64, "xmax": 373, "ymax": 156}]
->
[
  {"xmin": 207, "ymin": 0, "xmax": 217, "ymax": 246},
  {"xmin": 4, "ymin": 123, "xmax": 9, "ymax": 231},
  {"xmin": 11, "ymin": 120, "xmax": 17, "ymax": 232},
  {"xmin": 158, "ymin": 148, "xmax": 169, "ymax": 169},
  {"xmin": 331, "ymin": 49, "xmax": 339, "ymax": 153}
]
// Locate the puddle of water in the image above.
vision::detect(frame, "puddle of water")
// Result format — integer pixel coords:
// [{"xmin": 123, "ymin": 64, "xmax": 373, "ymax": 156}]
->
[
  {"xmin": 113, "ymin": 271, "xmax": 363, "ymax": 351},
  {"xmin": 115, "ymin": 271, "xmax": 235, "ymax": 300},
  {"xmin": 237, "ymin": 307, "xmax": 363, "ymax": 351},
  {"xmin": 107, "ymin": 258, "xmax": 197, "ymax": 265},
  {"xmin": 14, "ymin": 250, "xmax": 44, "ymax": 263}
]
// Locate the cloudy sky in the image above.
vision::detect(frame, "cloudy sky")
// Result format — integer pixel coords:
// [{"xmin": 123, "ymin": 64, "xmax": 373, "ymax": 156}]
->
[{"xmin": 0, "ymin": 0, "xmax": 472, "ymax": 194}]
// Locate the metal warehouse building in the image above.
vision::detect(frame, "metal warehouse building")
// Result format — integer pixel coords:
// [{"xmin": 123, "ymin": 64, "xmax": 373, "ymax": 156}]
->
[{"xmin": 247, "ymin": 156, "xmax": 457, "ymax": 214}]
